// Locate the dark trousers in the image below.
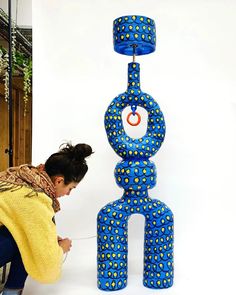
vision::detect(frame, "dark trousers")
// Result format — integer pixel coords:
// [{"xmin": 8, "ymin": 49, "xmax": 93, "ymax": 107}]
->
[{"xmin": 0, "ymin": 226, "xmax": 28, "ymax": 289}]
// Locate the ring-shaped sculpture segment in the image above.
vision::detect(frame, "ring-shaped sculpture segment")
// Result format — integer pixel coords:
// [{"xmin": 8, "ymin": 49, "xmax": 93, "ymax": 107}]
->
[
  {"xmin": 104, "ymin": 92, "xmax": 165, "ymax": 159},
  {"xmin": 113, "ymin": 15, "xmax": 156, "ymax": 56},
  {"xmin": 115, "ymin": 159, "xmax": 157, "ymax": 191}
]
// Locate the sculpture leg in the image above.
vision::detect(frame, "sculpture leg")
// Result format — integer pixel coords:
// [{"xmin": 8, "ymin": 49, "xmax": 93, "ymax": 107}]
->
[
  {"xmin": 143, "ymin": 199, "xmax": 174, "ymax": 289},
  {"xmin": 97, "ymin": 200, "xmax": 129, "ymax": 291}
]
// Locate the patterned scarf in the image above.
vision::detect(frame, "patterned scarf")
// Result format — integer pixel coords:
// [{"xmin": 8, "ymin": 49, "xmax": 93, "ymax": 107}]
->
[{"xmin": 0, "ymin": 164, "xmax": 60, "ymax": 213}]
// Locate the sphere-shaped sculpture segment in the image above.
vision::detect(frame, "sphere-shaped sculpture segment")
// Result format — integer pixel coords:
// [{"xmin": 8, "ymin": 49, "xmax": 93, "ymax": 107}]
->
[
  {"xmin": 113, "ymin": 15, "xmax": 156, "ymax": 56},
  {"xmin": 104, "ymin": 63, "xmax": 165, "ymax": 159},
  {"xmin": 115, "ymin": 159, "xmax": 157, "ymax": 191}
]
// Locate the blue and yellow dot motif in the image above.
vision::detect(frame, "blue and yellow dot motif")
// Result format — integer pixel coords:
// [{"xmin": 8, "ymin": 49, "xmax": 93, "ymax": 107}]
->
[
  {"xmin": 97, "ymin": 15, "xmax": 174, "ymax": 291},
  {"xmin": 105, "ymin": 62, "xmax": 165, "ymax": 160},
  {"xmin": 113, "ymin": 15, "xmax": 156, "ymax": 55}
]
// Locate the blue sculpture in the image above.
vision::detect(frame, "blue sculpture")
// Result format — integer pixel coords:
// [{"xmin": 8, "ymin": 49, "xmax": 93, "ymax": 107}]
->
[{"xmin": 97, "ymin": 15, "xmax": 174, "ymax": 291}]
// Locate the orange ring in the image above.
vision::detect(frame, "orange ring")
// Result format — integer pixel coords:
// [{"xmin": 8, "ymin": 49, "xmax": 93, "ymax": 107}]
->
[{"xmin": 127, "ymin": 112, "xmax": 141, "ymax": 126}]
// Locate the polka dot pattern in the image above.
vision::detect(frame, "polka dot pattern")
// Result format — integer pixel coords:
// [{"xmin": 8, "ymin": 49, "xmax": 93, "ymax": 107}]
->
[
  {"xmin": 113, "ymin": 15, "xmax": 156, "ymax": 56},
  {"xmin": 115, "ymin": 159, "xmax": 157, "ymax": 191},
  {"xmin": 98, "ymin": 17, "xmax": 173, "ymax": 291},
  {"xmin": 105, "ymin": 62, "xmax": 165, "ymax": 160},
  {"xmin": 97, "ymin": 198, "xmax": 174, "ymax": 290}
]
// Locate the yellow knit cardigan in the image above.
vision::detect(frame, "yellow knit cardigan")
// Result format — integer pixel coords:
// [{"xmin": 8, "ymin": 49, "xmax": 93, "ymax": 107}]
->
[{"xmin": 0, "ymin": 186, "xmax": 63, "ymax": 283}]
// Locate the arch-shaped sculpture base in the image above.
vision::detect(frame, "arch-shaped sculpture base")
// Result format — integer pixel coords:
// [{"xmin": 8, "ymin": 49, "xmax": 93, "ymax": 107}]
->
[{"xmin": 97, "ymin": 194, "xmax": 174, "ymax": 291}]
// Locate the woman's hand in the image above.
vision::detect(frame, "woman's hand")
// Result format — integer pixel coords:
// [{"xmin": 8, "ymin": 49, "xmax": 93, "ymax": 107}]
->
[{"xmin": 58, "ymin": 238, "xmax": 72, "ymax": 253}]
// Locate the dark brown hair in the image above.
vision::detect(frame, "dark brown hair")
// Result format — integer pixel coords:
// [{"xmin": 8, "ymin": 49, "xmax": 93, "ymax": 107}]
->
[{"xmin": 45, "ymin": 143, "xmax": 93, "ymax": 184}]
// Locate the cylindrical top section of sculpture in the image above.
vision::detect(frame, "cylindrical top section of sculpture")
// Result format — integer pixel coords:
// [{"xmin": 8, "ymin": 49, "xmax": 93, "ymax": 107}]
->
[{"xmin": 113, "ymin": 15, "xmax": 156, "ymax": 56}]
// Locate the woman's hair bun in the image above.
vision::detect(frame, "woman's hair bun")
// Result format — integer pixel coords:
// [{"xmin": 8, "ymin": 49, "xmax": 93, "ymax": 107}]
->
[
  {"xmin": 73, "ymin": 143, "xmax": 93, "ymax": 159},
  {"xmin": 60, "ymin": 143, "xmax": 93, "ymax": 161}
]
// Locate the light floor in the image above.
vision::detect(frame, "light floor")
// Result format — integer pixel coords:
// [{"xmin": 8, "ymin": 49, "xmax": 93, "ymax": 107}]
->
[
  {"xmin": 23, "ymin": 236, "xmax": 230, "ymax": 295},
  {"xmin": 23, "ymin": 238, "xmax": 176, "ymax": 295}
]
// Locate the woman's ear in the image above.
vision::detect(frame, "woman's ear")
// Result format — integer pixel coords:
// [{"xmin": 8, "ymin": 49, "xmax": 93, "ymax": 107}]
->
[{"xmin": 54, "ymin": 176, "xmax": 64, "ymax": 185}]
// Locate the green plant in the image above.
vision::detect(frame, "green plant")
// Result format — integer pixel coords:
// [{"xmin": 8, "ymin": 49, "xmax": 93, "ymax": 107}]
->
[
  {"xmin": 0, "ymin": 48, "xmax": 9, "ymax": 103},
  {"xmin": 0, "ymin": 9, "xmax": 32, "ymax": 116},
  {"xmin": 23, "ymin": 59, "xmax": 32, "ymax": 115}
]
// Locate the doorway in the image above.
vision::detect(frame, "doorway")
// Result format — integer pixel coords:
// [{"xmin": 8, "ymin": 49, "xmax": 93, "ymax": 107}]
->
[{"xmin": 0, "ymin": 3, "xmax": 32, "ymax": 171}]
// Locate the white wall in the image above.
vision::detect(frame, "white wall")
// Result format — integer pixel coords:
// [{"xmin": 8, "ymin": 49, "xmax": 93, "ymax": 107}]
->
[{"xmin": 32, "ymin": 0, "xmax": 236, "ymax": 294}]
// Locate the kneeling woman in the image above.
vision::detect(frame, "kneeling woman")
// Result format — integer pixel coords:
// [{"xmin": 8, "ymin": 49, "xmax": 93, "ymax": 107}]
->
[{"xmin": 0, "ymin": 143, "xmax": 93, "ymax": 295}]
